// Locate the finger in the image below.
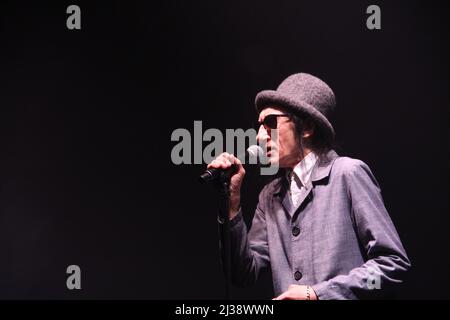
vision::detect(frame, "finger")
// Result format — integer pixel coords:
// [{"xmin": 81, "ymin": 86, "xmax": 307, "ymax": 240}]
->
[
  {"xmin": 234, "ymin": 158, "xmax": 245, "ymax": 174},
  {"xmin": 207, "ymin": 153, "xmax": 235, "ymax": 169},
  {"xmin": 219, "ymin": 156, "xmax": 233, "ymax": 167},
  {"xmin": 220, "ymin": 152, "xmax": 230, "ymax": 161},
  {"xmin": 272, "ymin": 292, "xmax": 289, "ymax": 300},
  {"xmin": 224, "ymin": 153, "xmax": 238, "ymax": 164},
  {"xmin": 218, "ymin": 154, "xmax": 232, "ymax": 165},
  {"xmin": 227, "ymin": 154, "xmax": 239, "ymax": 164},
  {"xmin": 207, "ymin": 160, "xmax": 220, "ymax": 169},
  {"xmin": 220, "ymin": 161, "xmax": 231, "ymax": 169}
]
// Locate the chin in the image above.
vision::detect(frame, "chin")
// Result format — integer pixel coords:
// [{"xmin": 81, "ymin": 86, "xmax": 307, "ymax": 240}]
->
[
  {"xmin": 277, "ymin": 162, "xmax": 290, "ymax": 169},
  {"xmin": 267, "ymin": 154, "xmax": 285, "ymax": 167}
]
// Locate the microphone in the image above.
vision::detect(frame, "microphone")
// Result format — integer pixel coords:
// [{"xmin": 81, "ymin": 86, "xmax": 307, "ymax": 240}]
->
[{"xmin": 198, "ymin": 145, "xmax": 264, "ymax": 183}]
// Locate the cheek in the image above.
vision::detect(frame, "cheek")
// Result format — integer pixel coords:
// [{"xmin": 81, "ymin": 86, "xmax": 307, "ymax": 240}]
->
[
  {"xmin": 275, "ymin": 133, "xmax": 287, "ymax": 156},
  {"xmin": 279, "ymin": 130, "xmax": 297, "ymax": 153}
]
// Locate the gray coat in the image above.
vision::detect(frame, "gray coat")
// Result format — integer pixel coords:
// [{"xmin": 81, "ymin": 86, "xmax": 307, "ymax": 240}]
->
[{"xmin": 223, "ymin": 149, "xmax": 411, "ymax": 299}]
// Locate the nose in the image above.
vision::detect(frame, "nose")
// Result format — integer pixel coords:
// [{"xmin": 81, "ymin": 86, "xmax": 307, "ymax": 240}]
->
[{"xmin": 256, "ymin": 125, "xmax": 270, "ymax": 146}]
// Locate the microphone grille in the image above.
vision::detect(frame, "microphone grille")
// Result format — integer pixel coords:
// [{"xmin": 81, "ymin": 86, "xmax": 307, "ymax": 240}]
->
[{"xmin": 247, "ymin": 145, "xmax": 264, "ymax": 159}]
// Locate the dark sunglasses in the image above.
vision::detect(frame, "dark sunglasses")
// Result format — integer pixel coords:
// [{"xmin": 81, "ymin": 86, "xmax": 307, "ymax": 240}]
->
[{"xmin": 257, "ymin": 114, "xmax": 291, "ymax": 129}]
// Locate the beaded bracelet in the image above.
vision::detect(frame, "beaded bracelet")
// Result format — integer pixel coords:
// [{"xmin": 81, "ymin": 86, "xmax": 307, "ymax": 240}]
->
[{"xmin": 306, "ymin": 286, "xmax": 311, "ymax": 300}]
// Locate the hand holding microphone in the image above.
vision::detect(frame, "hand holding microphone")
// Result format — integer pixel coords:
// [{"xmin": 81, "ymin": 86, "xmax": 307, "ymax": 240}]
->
[
  {"xmin": 200, "ymin": 145, "xmax": 263, "ymax": 220},
  {"xmin": 206, "ymin": 153, "xmax": 244, "ymax": 219}
]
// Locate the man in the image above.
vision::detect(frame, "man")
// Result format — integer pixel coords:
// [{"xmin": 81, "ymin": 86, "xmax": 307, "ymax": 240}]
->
[{"xmin": 207, "ymin": 73, "xmax": 411, "ymax": 300}]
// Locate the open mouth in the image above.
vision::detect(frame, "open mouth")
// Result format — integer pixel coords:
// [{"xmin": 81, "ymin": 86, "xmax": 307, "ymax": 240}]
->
[{"xmin": 266, "ymin": 148, "xmax": 278, "ymax": 158}]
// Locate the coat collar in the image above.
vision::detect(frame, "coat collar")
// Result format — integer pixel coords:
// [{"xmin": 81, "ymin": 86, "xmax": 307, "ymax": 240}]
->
[{"xmin": 272, "ymin": 149, "xmax": 339, "ymax": 196}]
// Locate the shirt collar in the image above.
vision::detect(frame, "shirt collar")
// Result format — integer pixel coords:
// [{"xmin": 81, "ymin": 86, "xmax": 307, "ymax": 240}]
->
[
  {"xmin": 285, "ymin": 151, "xmax": 318, "ymax": 187},
  {"xmin": 272, "ymin": 149, "xmax": 339, "ymax": 196}
]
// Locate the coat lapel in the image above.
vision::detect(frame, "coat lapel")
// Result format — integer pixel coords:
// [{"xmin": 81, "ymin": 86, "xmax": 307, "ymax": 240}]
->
[
  {"xmin": 275, "ymin": 149, "xmax": 340, "ymax": 218},
  {"xmin": 310, "ymin": 149, "xmax": 339, "ymax": 183}
]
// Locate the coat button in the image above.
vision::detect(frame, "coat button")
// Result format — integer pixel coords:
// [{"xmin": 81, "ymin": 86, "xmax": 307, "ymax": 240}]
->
[
  {"xmin": 292, "ymin": 226, "xmax": 300, "ymax": 236},
  {"xmin": 294, "ymin": 271, "xmax": 303, "ymax": 281}
]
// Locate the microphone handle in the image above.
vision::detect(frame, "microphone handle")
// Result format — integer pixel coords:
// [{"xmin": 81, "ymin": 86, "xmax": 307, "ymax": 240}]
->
[{"xmin": 198, "ymin": 164, "xmax": 238, "ymax": 183}]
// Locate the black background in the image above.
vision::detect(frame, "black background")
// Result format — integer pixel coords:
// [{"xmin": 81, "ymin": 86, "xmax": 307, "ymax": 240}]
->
[{"xmin": 0, "ymin": 0, "xmax": 449, "ymax": 299}]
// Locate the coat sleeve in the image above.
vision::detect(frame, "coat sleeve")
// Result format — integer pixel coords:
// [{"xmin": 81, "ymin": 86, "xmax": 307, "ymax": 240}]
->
[
  {"xmin": 312, "ymin": 160, "xmax": 411, "ymax": 299},
  {"xmin": 218, "ymin": 186, "xmax": 270, "ymax": 287}
]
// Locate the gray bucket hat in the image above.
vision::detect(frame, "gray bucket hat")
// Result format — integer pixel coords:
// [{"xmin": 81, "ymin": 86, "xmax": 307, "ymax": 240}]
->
[{"xmin": 255, "ymin": 73, "xmax": 336, "ymax": 139}]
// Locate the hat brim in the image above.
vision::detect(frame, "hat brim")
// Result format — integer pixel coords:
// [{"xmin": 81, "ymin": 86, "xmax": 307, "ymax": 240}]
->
[{"xmin": 255, "ymin": 90, "xmax": 335, "ymax": 139}]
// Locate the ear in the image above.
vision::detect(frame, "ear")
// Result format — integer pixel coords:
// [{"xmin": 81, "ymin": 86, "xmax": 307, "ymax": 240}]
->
[{"xmin": 302, "ymin": 119, "xmax": 315, "ymax": 139}]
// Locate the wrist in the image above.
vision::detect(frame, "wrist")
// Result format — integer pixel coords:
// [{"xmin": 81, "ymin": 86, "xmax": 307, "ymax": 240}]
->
[
  {"xmin": 229, "ymin": 193, "xmax": 240, "ymax": 213},
  {"xmin": 229, "ymin": 202, "xmax": 240, "ymax": 220}
]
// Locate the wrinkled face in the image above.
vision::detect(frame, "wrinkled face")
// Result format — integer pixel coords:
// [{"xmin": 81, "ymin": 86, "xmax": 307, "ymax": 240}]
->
[{"xmin": 256, "ymin": 107, "xmax": 303, "ymax": 168}]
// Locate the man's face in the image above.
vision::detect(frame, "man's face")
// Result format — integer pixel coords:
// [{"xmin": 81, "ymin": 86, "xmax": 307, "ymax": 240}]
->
[{"xmin": 256, "ymin": 107, "xmax": 303, "ymax": 168}]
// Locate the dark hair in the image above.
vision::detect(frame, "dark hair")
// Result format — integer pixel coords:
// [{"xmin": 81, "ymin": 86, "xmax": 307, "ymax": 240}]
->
[{"xmin": 290, "ymin": 112, "xmax": 336, "ymax": 158}]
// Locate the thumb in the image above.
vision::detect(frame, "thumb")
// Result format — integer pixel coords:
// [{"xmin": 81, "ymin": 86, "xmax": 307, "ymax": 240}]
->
[{"xmin": 272, "ymin": 291, "xmax": 289, "ymax": 300}]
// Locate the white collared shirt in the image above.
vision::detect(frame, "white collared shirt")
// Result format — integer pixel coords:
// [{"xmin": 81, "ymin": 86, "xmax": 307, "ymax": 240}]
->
[{"xmin": 286, "ymin": 151, "xmax": 318, "ymax": 208}]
